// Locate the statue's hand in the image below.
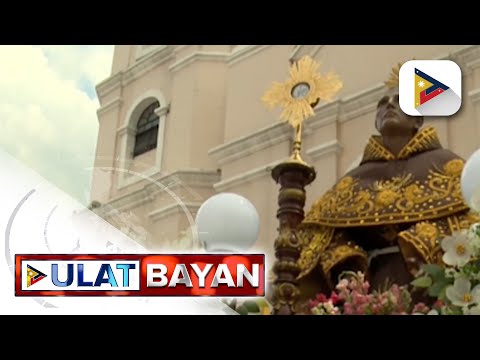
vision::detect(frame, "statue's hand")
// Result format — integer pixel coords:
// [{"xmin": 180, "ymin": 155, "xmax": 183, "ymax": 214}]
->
[{"xmin": 405, "ymin": 256, "xmax": 423, "ymax": 277}]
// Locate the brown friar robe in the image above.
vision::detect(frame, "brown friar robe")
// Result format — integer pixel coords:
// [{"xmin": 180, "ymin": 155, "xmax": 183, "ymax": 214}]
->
[{"xmin": 297, "ymin": 126, "xmax": 479, "ymax": 298}]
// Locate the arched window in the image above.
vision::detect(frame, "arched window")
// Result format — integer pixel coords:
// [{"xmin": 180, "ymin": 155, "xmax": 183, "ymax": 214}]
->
[{"xmin": 133, "ymin": 101, "xmax": 160, "ymax": 157}]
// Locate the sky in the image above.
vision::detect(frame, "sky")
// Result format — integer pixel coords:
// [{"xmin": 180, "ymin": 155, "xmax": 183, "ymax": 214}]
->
[{"xmin": 0, "ymin": 45, "xmax": 114, "ymax": 205}]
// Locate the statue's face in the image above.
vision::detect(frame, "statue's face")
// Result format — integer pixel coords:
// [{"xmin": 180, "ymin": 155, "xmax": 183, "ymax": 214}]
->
[{"xmin": 375, "ymin": 94, "xmax": 423, "ymax": 136}]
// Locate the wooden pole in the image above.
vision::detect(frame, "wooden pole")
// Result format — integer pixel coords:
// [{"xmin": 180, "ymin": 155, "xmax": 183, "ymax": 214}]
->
[{"xmin": 271, "ymin": 160, "xmax": 316, "ymax": 315}]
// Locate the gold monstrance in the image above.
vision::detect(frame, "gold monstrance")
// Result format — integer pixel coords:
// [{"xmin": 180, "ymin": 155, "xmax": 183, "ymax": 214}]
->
[
  {"xmin": 262, "ymin": 56, "xmax": 343, "ymax": 315},
  {"xmin": 262, "ymin": 56, "xmax": 343, "ymax": 164}
]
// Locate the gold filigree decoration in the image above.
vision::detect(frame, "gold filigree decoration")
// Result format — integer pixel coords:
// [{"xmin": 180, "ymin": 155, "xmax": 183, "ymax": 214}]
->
[
  {"xmin": 320, "ymin": 244, "xmax": 368, "ymax": 275},
  {"xmin": 363, "ymin": 137, "xmax": 396, "ymax": 162},
  {"xmin": 443, "ymin": 159, "xmax": 464, "ymax": 176},
  {"xmin": 376, "ymin": 189, "xmax": 400, "ymax": 207},
  {"xmin": 304, "ymin": 158, "xmax": 469, "ymax": 227},
  {"xmin": 399, "ymin": 219, "xmax": 445, "ymax": 263},
  {"xmin": 448, "ymin": 212, "xmax": 480, "ymax": 233},
  {"xmin": 336, "ymin": 176, "xmax": 354, "ymax": 191},
  {"xmin": 297, "ymin": 226, "xmax": 335, "ymax": 279},
  {"xmin": 262, "ymin": 56, "xmax": 343, "ymax": 129},
  {"xmin": 373, "ymin": 174, "xmax": 413, "ymax": 207},
  {"xmin": 397, "ymin": 126, "xmax": 441, "ymax": 160},
  {"xmin": 272, "ymin": 282, "xmax": 301, "ymax": 310},
  {"xmin": 274, "ymin": 227, "xmax": 301, "ymax": 249},
  {"xmin": 363, "ymin": 126, "xmax": 441, "ymax": 162},
  {"xmin": 415, "ymin": 222, "xmax": 439, "ymax": 243}
]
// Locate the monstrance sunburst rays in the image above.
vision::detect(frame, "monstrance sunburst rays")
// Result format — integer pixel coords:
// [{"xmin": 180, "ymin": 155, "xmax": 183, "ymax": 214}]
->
[{"xmin": 262, "ymin": 56, "xmax": 343, "ymax": 163}]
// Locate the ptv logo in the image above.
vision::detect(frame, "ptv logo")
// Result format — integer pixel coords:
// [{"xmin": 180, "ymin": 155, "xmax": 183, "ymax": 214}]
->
[{"xmin": 26, "ymin": 265, "xmax": 47, "ymax": 287}]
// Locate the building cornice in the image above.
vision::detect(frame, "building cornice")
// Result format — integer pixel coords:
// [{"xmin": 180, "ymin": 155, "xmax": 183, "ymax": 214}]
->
[
  {"xmin": 168, "ymin": 52, "xmax": 230, "ymax": 73},
  {"xmin": 306, "ymin": 140, "xmax": 343, "ymax": 160},
  {"xmin": 306, "ymin": 100, "xmax": 339, "ymax": 130},
  {"xmin": 227, "ymin": 45, "xmax": 272, "ymax": 66},
  {"xmin": 148, "ymin": 202, "xmax": 203, "ymax": 222},
  {"xmin": 103, "ymin": 169, "xmax": 220, "ymax": 212},
  {"xmin": 208, "ymin": 122, "xmax": 292, "ymax": 166},
  {"xmin": 450, "ymin": 45, "xmax": 480, "ymax": 74},
  {"xmin": 97, "ymin": 45, "xmax": 269, "ymax": 99},
  {"xmin": 469, "ymin": 88, "xmax": 480, "ymax": 104},
  {"xmin": 209, "ymin": 99, "xmax": 340, "ymax": 166},
  {"xmin": 97, "ymin": 96, "xmax": 123, "ymax": 118},
  {"xmin": 96, "ymin": 46, "xmax": 174, "ymax": 99},
  {"xmin": 117, "ymin": 125, "xmax": 135, "ymax": 136},
  {"xmin": 338, "ymin": 84, "xmax": 385, "ymax": 123},
  {"xmin": 96, "ymin": 72, "xmax": 123, "ymax": 99},
  {"xmin": 213, "ymin": 158, "xmax": 288, "ymax": 192}
]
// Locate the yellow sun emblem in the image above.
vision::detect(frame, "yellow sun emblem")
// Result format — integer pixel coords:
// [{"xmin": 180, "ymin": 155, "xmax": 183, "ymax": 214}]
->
[{"xmin": 262, "ymin": 56, "xmax": 343, "ymax": 128}]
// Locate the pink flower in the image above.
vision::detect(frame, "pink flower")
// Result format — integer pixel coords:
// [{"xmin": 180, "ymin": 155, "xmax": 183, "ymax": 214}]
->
[
  {"xmin": 362, "ymin": 281, "xmax": 371, "ymax": 293},
  {"xmin": 316, "ymin": 293, "xmax": 328, "ymax": 303},
  {"xmin": 352, "ymin": 291, "xmax": 368, "ymax": 305},
  {"xmin": 355, "ymin": 303, "xmax": 369, "ymax": 315},
  {"xmin": 330, "ymin": 292, "xmax": 340, "ymax": 305},
  {"xmin": 336, "ymin": 279, "xmax": 349, "ymax": 292},
  {"xmin": 433, "ymin": 300, "xmax": 444, "ymax": 309},
  {"xmin": 412, "ymin": 302, "xmax": 429, "ymax": 314},
  {"xmin": 343, "ymin": 302, "xmax": 354, "ymax": 315}
]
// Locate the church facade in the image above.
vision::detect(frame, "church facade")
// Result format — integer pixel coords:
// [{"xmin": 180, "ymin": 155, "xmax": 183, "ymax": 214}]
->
[{"xmin": 91, "ymin": 45, "xmax": 480, "ymax": 264}]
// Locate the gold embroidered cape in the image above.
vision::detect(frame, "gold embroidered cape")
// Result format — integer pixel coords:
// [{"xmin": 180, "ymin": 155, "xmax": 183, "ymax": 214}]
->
[{"xmin": 298, "ymin": 126, "xmax": 478, "ymax": 282}]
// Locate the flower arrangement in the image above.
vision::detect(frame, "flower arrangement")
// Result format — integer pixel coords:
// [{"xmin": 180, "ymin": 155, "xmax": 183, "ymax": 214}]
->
[
  {"xmin": 308, "ymin": 221, "xmax": 480, "ymax": 315},
  {"xmin": 409, "ymin": 223, "xmax": 480, "ymax": 315},
  {"xmin": 308, "ymin": 271, "xmax": 434, "ymax": 315}
]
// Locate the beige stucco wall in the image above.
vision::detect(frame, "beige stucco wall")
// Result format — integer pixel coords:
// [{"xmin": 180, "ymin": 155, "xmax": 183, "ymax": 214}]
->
[{"xmin": 92, "ymin": 45, "xmax": 480, "ymax": 266}]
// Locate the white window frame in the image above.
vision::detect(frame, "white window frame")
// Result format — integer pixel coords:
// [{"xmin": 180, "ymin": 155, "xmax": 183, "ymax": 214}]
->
[{"xmin": 117, "ymin": 90, "xmax": 169, "ymax": 189}]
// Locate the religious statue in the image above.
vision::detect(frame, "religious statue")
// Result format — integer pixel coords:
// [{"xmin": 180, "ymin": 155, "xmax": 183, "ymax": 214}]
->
[{"xmin": 296, "ymin": 63, "xmax": 479, "ymax": 299}]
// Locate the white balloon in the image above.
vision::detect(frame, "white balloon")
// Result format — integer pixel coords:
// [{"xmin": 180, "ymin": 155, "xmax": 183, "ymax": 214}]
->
[
  {"xmin": 195, "ymin": 193, "xmax": 259, "ymax": 252},
  {"xmin": 461, "ymin": 148, "xmax": 480, "ymax": 211}
]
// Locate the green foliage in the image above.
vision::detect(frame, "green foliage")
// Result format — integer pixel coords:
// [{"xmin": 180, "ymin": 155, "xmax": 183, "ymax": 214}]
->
[
  {"xmin": 428, "ymin": 279, "xmax": 450, "ymax": 298},
  {"xmin": 236, "ymin": 305, "xmax": 249, "ymax": 315},
  {"xmin": 411, "ymin": 276, "xmax": 432, "ymax": 288},
  {"xmin": 243, "ymin": 301, "xmax": 261, "ymax": 313}
]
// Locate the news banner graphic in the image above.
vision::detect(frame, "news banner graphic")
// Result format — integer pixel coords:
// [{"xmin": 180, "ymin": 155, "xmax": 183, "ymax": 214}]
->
[
  {"xmin": 15, "ymin": 254, "xmax": 265, "ymax": 297},
  {"xmin": 399, "ymin": 60, "xmax": 462, "ymax": 116}
]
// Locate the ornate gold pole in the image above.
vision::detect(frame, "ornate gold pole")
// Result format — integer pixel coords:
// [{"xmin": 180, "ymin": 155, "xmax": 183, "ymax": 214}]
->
[
  {"xmin": 262, "ymin": 56, "xmax": 343, "ymax": 315},
  {"xmin": 271, "ymin": 135, "xmax": 315, "ymax": 315}
]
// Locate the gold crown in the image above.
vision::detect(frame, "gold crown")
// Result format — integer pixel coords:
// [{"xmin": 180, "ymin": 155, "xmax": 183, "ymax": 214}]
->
[{"xmin": 385, "ymin": 62, "xmax": 402, "ymax": 89}]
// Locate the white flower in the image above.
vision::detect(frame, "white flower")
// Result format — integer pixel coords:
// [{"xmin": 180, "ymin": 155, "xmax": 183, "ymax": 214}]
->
[
  {"xmin": 468, "ymin": 223, "xmax": 480, "ymax": 254},
  {"xmin": 465, "ymin": 305, "xmax": 480, "ymax": 315},
  {"xmin": 468, "ymin": 223, "xmax": 479, "ymax": 238},
  {"xmin": 446, "ymin": 277, "xmax": 480, "ymax": 307},
  {"xmin": 442, "ymin": 232, "xmax": 472, "ymax": 267},
  {"xmin": 427, "ymin": 309, "xmax": 439, "ymax": 315},
  {"xmin": 445, "ymin": 268, "xmax": 458, "ymax": 279}
]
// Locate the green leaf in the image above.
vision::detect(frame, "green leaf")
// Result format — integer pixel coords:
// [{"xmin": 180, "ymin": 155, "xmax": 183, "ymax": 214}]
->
[
  {"xmin": 411, "ymin": 276, "xmax": 432, "ymax": 288},
  {"xmin": 422, "ymin": 264, "xmax": 445, "ymax": 281},
  {"xmin": 428, "ymin": 279, "xmax": 450, "ymax": 298},
  {"xmin": 243, "ymin": 301, "xmax": 261, "ymax": 313},
  {"xmin": 438, "ymin": 286, "xmax": 448, "ymax": 302},
  {"xmin": 236, "ymin": 305, "xmax": 249, "ymax": 315}
]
